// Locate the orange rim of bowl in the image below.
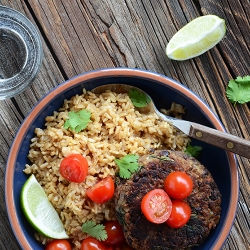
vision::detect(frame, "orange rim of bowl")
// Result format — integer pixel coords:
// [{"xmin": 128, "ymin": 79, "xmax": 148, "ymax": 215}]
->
[{"xmin": 5, "ymin": 68, "xmax": 238, "ymax": 249}]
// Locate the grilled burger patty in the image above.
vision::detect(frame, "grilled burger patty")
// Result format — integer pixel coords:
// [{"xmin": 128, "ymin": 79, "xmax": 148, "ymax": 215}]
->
[{"xmin": 114, "ymin": 150, "xmax": 221, "ymax": 250}]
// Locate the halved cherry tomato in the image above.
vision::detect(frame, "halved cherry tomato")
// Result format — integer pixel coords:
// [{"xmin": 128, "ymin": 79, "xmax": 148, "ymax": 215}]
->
[
  {"xmin": 81, "ymin": 237, "xmax": 107, "ymax": 250},
  {"xmin": 104, "ymin": 220, "xmax": 125, "ymax": 246},
  {"xmin": 60, "ymin": 154, "xmax": 88, "ymax": 183},
  {"xmin": 45, "ymin": 239, "xmax": 71, "ymax": 250},
  {"xmin": 164, "ymin": 171, "xmax": 193, "ymax": 199},
  {"xmin": 166, "ymin": 199, "xmax": 191, "ymax": 228},
  {"xmin": 141, "ymin": 189, "xmax": 172, "ymax": 224},
  {"xmin": 86, "ymin": 176, "xmax": 115, "ymax": 204}
]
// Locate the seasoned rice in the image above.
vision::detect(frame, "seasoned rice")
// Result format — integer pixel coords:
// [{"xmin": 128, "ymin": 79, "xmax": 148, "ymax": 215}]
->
[{"xmin": 24, "ymin": 89, "xmax": 190, "ymax": 249}]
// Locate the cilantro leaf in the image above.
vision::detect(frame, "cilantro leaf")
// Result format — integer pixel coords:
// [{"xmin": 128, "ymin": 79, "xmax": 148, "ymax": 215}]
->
[
  {"xmin": 115, "ymin": 154, "xmax": 139, "ymax": 179},
  {"xmin": 185, "ymin": 143, "xmax": 202, "ymax": 158},
  {"xmin": 64, "ymin": 109, "xmax": 91, "ymax": 132},
  {"xmin": 82, "ymin": 221, "xmax": 107, "ymax": 241},
  {"xmin": 128, "ymin": 89, "xmax": 151, "ymax": 108},
  {"xmin": 226, "ymin": 76, "xmax": 250, "ymax": 106}
]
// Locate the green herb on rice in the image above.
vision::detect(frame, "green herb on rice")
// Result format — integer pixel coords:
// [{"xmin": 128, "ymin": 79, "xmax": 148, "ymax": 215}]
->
[
  {"xmin": 115, "ymin": 154, "xmax": 139, "ymax": 179},
  {"xmin": 128, "ymin": 89, "xmax": 151, "ymax": 108},
  {"xmin": 82, "ymin": 221, "xmax": 107, "ymax": 241},
  {"xmin": 64, "ymin": 109, "xmax": 91, "ymax": 133}
]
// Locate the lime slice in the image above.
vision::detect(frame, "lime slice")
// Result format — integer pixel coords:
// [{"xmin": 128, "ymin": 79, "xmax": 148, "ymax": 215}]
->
[
  {"xmin": 166, "ymin": 15, "xmax": 226, "ymax": 61},
  {"xmin": 20, "ymin": 174, "xmax": 69, "ymax": 239}
]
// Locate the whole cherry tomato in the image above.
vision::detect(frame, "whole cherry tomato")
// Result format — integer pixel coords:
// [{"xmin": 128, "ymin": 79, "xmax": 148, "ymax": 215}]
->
[
  {"xmin": 60, "ymin": 154, "xmax": 88, "ymax": 183},
  {"xmin": 141, "ymin": 189, "xmax": 172, "ymax": 224},
  {"xmin": 164, "ymin": 171, "xmax": 193, "ymax": 199},
  {"xmin": 81, "ymin": 237, "xmax": 107, "ymax": 250},
  {"xmin": 166, "ymin": 199, "xmax": 191, "ymax": 228},
  {"xmin": 45, "ymin": 239, "xmax": 71, "ymax": 250},
  {"xmin": 104, "ymin": 220, "xmax": 125, "ymax": 246},
  {"xmin": 86, "ymin": 176, "xmax": 115, "ymax": 204}
]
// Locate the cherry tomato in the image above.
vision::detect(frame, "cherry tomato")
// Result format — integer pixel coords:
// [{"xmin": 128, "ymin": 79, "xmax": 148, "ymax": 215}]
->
[
  {"xmin": 60, "ymin": 154, "xmax": 88, "ymax": 183},
  {"xmin": 166, "ymin": 199, "xmax": 191, "ymax": 228},
  {"xmin": 164, "ymin": 171, "xmax": 193, "ymax": 199},
  {"xmin": 81, "ymin": 237, "xmax": 107, "ymax": 250},
  {"xmin": 104, "ymin": 220, "xmax": 125, "ymax": 246},
  {"xmin": 141, "ymin": 189, "xmax": 172, "ymax": 224},
  {"xmin": 45, "ymin": 239, "xmax": 71, "ymax": 250},
  {"xmin": 86, "ymin": 176, "xmax": 115, "ymax": 204}
]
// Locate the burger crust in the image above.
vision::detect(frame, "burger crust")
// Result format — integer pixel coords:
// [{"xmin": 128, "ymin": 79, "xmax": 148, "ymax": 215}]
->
[{"xmin": 114, "ymin": 150, "xmax": 221, "ymax": 250}]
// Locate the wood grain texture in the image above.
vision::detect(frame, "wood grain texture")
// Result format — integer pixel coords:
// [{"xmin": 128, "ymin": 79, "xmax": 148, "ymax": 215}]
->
[
  {"xmin": 0, "ymin": 0, "xmax": 250, "ymax": 249},
  {"xmin": 0, "ymin": 1, "xmax": 64, "ymax": 249}
]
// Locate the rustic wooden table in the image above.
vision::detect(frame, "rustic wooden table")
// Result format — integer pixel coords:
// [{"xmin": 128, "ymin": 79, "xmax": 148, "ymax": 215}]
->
[{"xmin": 0, "ymin": 0, "xmax": 250, "ymax": 249}]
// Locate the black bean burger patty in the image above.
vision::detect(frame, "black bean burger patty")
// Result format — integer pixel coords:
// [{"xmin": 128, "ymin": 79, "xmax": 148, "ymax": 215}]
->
[{"xmin": 114, "ymin": 150, "xmax": 221, "ymax": 250}]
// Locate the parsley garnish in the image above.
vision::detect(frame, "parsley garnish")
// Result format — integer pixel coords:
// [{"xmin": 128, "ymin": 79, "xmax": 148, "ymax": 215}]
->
[
  {"xmin": 82, "ymin": 221, "xmax": 107, "ymax": 241},
  {"xmin": 226, "ymin": 76, "xmax": 250, "ymax": 106},
  {"xmin": 128, "ymin": 89, "xmax": 151, "ymax": 108},
  {"xmin": 185, "ymin": 143, "xmax": 202, "ymax": 158},
  {"xmin": 115, "ymin": 154, "xmax": 139, "ymax": 179},
  {"xmin": 64, "ymin": 109, "xmax": 91, "ymax": 132}
]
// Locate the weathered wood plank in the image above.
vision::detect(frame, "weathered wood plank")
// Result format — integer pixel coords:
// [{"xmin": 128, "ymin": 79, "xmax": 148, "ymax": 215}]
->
[
  {"xmin": 27, "ymin": 0, "xmax": 115, "ymax": 77},
  {"xmin": 0, "ymin": 1, "xmax": 65, "ymax": 249}
]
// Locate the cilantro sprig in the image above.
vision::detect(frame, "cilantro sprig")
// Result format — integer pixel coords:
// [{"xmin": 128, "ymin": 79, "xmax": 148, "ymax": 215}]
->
[
  {"xmin": 128, "ymin": 89, "xmax": 151, "ymax": 108},
  {"xmin": 185, "ymin": 143, "xmax": 202, "ymax": 158},
  {"xmin": 64, "ymin": 109, "xmax": 91, "ymax": 132},
  {"xmin": 226, "ymin": 76, "xmax": 250, "ymax": 106},
  {"xmin": 115, "ymin": 154, "xmax": 139, "ymax": 179},
  {"xmin": 82, "ymin": 221, "xmax": 107, "ymax": 241}
]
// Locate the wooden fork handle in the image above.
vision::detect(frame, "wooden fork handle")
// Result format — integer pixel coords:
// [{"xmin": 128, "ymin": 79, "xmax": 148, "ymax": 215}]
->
[{"xmin": 189, "ymin": 123, "xmax": 250, "ymax": 158}]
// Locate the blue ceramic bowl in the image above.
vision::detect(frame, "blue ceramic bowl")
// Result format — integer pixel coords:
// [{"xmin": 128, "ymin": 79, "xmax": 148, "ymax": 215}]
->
[{"xmin": 5, "ymin": 68, "xmax": 238, "ymax": 249}]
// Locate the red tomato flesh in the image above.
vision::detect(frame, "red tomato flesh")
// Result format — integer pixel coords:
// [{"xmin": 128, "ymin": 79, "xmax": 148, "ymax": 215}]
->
[
  {"xmin": 86, "ymin": 176, "xmax": 115, "ymax": 204},
  {"xmin": 164, "ymin": 171, "xmax": 193, "ymax": 199},
  {"xmin": 141, "ymin": 189, "xmax": 172, "ymax": 224},
  {"xmin": 81, "ymin": 237, "xmax": 107, "ymax": 250},
  {"xmin": 60, "ymin": 154, "xmax": 88, "ymax": 183},
  {"xmin": 166, "ymin": 199, "xmax": 191, "ymax": 228},
  {"xmin": 104, "ymin": 221, "xmax": 125, "ymax": 246},
  {"xmin": 45, "ymin": 239, "xmax": 71, "ymax": 250}
]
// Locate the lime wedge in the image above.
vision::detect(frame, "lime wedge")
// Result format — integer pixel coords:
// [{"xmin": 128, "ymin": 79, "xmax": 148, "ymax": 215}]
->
[
  {"xmin": 20, "ymin": 174, "xmax": 69, "ymax": 239},
  {"xmin": 166, "ymin": 15, "xmax": 226, "ymax": 61}
]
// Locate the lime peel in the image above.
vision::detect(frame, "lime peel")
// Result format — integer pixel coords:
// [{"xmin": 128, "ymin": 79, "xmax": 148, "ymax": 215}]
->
[
  {"xmin": 20, "ymin": 174, "xmax": 69, "ymax": 239},
  {"xmin": 166, "ymin": 15, "xmax": 226, "ymax": 61}
]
